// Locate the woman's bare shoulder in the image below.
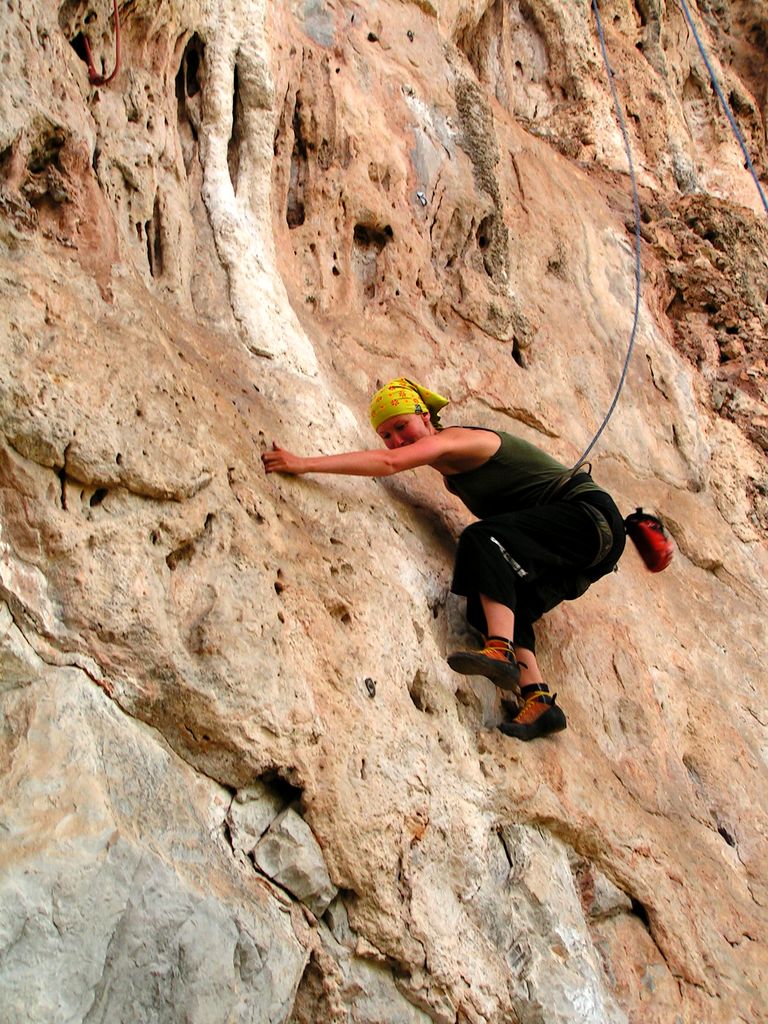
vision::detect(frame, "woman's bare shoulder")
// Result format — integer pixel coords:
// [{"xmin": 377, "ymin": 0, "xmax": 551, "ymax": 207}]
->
[{"xmin": 434, "ymin": 426, "xmax": 501, "ymax": 473}]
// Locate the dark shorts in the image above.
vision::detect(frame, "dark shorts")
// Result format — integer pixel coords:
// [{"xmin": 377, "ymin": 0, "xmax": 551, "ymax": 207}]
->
[{"xmin": 450, "ymin": 489, "xmax": 625, "ymax": 652}]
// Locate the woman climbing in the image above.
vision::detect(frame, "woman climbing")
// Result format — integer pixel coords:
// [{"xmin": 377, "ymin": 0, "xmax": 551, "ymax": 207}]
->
[{"xmin": 261, "ymin": 378, "xmax": 626, "ymax": 741}]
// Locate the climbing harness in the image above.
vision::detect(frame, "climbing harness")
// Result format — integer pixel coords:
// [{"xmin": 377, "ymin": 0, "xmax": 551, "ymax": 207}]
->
[
  {"xmin": 678, "ymin": 0, "xmax": 768, "ymax": 217},
  {"xmin": 83, "ymin": 0, "xmax": 121, "ymax": 86},
  {"xmin": 624, "ymin": 509, "xmax": 674, "ymax": 573}
]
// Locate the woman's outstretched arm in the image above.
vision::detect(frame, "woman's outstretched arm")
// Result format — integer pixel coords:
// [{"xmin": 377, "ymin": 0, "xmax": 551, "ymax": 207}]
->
[{"xmin": 262, "ymin": 432, "xmax": 464, "ymax": 477}]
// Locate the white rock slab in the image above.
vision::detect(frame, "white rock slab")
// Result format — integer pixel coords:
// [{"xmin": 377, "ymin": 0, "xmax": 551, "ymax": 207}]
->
[
  {"xmin": 227, "ymin": 780, "xmax": 288, "ymax": 855},
  {"xmin": 253, "ymin": 808, "xmax": 338, "ymax": 918},
  {"xmin": 0, "ymin": 670, "xmax": 307, "ymax": 1024}
]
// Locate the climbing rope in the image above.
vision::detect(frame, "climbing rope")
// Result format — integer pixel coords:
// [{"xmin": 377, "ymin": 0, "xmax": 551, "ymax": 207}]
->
[
  {"xmin": 677, "ymin": 0, "xmax": 768, "ymax": 216},
  {"xmin": 83, "ymin": 0, "xmax": 121, "ymax": 86},
  {"xmin": 574, "ymin": 0, "xmax": 643, "ymax": 468},
  {"xmin": 575, "ymin": 0, "xmax": 767, "ymax": 469}
]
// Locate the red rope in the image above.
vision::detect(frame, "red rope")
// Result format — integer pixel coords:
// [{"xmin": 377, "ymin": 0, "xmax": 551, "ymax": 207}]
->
[{"xmin": 83, "ymin": 0, "xmax": 121, "ymax": 86}]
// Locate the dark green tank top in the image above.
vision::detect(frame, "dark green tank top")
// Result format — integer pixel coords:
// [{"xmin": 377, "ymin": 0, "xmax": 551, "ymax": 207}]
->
[{"xmin": 443, "ymin": 428, "xmax": 603, "ymax": 518}]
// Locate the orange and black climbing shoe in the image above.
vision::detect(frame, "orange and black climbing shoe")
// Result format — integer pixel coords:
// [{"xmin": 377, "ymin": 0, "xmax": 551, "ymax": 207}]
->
[
  {"xmin": 499, "ymin": 690, "xmax": 567, "ymax": 741},
  {"xmin": 447, "ymin": 636, "xmax": 521, "ymax": 691}
]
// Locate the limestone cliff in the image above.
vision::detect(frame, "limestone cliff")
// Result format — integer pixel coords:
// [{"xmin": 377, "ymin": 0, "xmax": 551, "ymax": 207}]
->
[{"xmin": 1, "ymin": 2, "xmax": 767, "ymax": 1022}]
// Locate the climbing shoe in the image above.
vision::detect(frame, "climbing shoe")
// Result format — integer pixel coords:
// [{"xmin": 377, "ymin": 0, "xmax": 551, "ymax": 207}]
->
[
  {"xmin": 447, "ymin": 636, "xmax": 521, "ymax": 691},
  {"xmin": 499, "ymin": 690, "xmax": 567, "ymax": 741}
]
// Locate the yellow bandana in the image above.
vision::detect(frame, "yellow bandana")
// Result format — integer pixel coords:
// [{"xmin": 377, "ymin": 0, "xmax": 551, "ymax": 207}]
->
[{"xmin": 369, "ymin": 378, "xmax": 449, "ymax": 431}]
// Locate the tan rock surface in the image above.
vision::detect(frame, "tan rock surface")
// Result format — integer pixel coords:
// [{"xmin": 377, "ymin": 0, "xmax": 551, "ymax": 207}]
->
[{"xmin": 1, "ymin": 2, "xmax": 766, "ymax": 1022}]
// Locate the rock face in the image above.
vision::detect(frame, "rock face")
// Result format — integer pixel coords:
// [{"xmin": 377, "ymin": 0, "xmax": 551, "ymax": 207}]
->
[{"xmin": 1, "ymin": 1, "xmax": 766, "ymax": 1022}]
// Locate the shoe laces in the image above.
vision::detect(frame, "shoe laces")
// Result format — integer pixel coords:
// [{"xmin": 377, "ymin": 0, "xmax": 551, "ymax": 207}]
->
[
  {"xmin": 513, "ymin": 691, "xmax": 554, "ymax": 723},
  {"xmin": 480, "ymin": 638, "xmax": 515, "ymax": 661}
]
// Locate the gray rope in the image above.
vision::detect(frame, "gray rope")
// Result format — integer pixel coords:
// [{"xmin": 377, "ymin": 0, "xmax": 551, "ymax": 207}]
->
[
  {"xmin": 575, "ymin": 0, "xmax": 643, "ymax": 468},
  {"xmin": 678, "ymin": 0, "xmax": 768, "ymax": 216}
]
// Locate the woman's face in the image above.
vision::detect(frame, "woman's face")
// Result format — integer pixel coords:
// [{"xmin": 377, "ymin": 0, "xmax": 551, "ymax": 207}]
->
[{"xmin": 376, "ymin": 411, "xmax": 432, "ymax": 449}]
